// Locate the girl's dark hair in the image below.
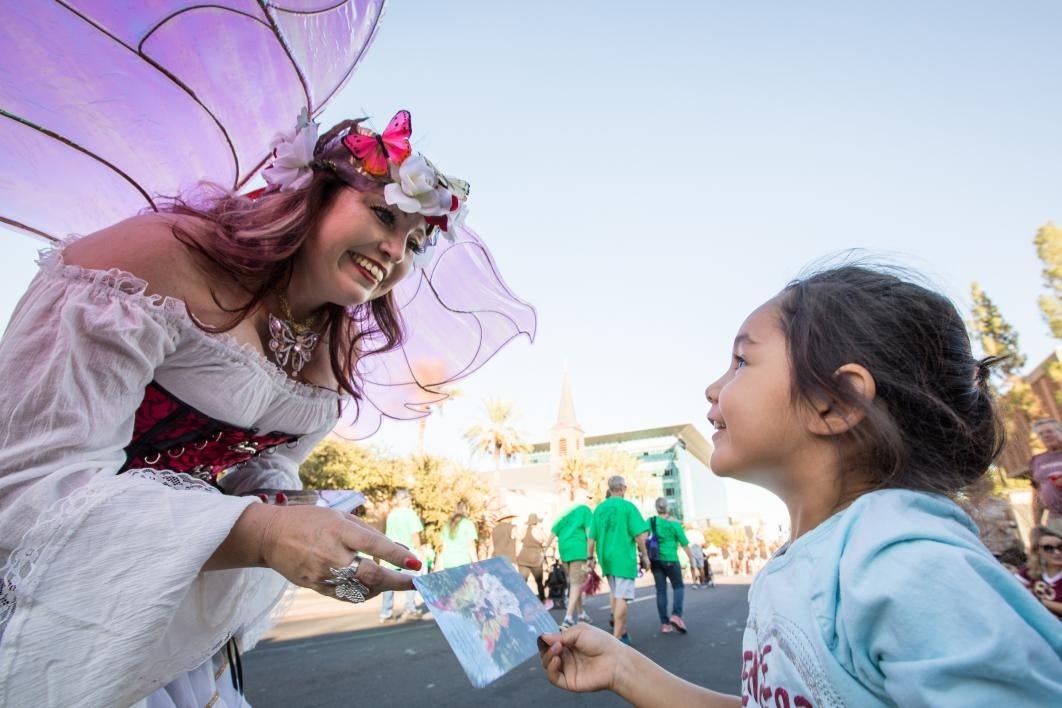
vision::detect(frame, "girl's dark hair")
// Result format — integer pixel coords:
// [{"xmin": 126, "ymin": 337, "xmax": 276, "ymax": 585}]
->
[
  {"xmin": 778, "ymin": 264, "xmax": 1004, "ymax": 495},
  {"xmin": 162, "ymin": 170, "xmax": 404, "ymax": 401}
]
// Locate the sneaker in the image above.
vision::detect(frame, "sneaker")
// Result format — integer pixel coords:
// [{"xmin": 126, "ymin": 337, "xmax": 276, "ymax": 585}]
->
[
  {"xmin": 560, "ymin": 617, "xmax": 575, "ymax": 629},
  {"xmin": 576, "ymin": 611, "xmax": 592, "ymax": 624},
  {"xmin": 619, "ymin": 633, "xmax": 631, "ymax": 645},
  {"xmin": 400, "ymin": 608, "xmax": 425, "ymax": 621},
  {"xmin": 668, "ymin": 615, "xmax": 687, "ymax": 634},
  {"xmin": 660, "ymin": 623, "xmax": 674, "ymax": 634}
]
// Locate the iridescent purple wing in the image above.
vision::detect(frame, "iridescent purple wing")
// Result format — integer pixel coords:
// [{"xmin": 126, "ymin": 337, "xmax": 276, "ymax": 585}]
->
[
  {"xmin": 339, "ymin": 223, "xmax": 537, "ymax": 439},
  {"xmin": 0, "ymin": 0, "xmax": 386, "ymax": 242}
]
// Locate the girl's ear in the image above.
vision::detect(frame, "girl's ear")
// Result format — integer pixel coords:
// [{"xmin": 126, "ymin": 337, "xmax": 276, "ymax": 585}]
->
[{"xmin": 806, "ymin": 363, "xmax": 877, "ymax": 436}]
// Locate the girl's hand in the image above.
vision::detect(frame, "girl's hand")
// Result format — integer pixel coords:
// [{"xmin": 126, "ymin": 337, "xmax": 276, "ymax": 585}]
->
[
  {"xmin": 260, "ymin": 504, "xmax": 420, "ymax": 599},
  {"xmin": 539, "ymin": 623, "xmax": 628, "ymax": 693}
]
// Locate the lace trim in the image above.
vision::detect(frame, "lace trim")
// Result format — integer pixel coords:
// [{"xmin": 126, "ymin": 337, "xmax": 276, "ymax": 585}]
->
[
  {"xmin": 125, "ymin": 468, "xmax": 222, "ymax": 493},
  {"xmin": 36, "ymin": 238, "xmax": 344, "ymax": 404}
]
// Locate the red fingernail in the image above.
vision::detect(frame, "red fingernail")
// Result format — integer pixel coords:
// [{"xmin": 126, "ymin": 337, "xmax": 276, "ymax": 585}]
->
[
  {"xmin": 404, "ymin": 557, "xmax": 422, "ymax": 571},
  {"xmin": 276, "ymin": 492, "xmax": 287, "ymax": 505}
]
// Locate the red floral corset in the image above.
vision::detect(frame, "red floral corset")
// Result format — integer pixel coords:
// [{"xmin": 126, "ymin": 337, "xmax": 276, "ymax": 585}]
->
[{"xmin": 120, "ymin": 381, "xmax": 300, "ymax": 487}]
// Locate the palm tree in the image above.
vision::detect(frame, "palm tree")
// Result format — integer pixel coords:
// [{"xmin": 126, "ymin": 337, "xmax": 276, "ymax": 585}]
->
[
  {"xmin": 463, "ymin": 397, "xmax": 530, "ymax": 487},
  {"xmin": 556, "ymin": 456, "xmax": 586, "ymax": 501}
]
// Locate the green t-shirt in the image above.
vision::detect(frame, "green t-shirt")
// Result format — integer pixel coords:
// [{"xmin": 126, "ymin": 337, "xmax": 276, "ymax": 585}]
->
[
  {"xmin": 589, "ymin": 497, "xmax": 649, "ymax": 579},
  {"xmin": 551, "ymin": 504, "xmax": 592, "ymax": 562},
  {"xmin": 650, "ymin": 516, "xmax": 689, "ymax": 562},
  {"xmin": 438, "ymin": 517, "xmax": 478, "ymax": 569},
  {"xmin": 385, "ymin": 507, "xmax": 424, "ymax": 568}
]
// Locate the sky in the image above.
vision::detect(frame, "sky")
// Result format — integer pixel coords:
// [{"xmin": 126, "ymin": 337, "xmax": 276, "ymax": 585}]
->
[{"xmin": 3, "ymin": 1, "xmax": 1062, "ymax": 526}]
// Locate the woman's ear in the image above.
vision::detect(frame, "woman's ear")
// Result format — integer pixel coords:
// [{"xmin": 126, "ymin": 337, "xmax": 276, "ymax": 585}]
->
[{"xmin": 806, "ymin": 363, "xmax": 877, "ymax": 436}]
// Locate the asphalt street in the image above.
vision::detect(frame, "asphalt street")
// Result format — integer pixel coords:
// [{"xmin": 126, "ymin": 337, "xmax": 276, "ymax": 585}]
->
[{"xmin": 244, "ymin": 578, "xmax": 750, "ymax": 707}]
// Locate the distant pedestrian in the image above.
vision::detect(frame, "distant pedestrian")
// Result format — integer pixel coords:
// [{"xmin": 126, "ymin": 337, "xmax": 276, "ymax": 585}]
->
[
  {"xmin": 547, "ymin": 488, "xmax": 595, "ymax": 628},
  {"xmin": 588, "ymin": 475, "xmax": 649, "ymax": 645},
  {"xmin": 1031, "ymin": 419, "xmax": 1062, "ymax": 534},
  {"xmin": 490, "ymin": 514, "xmax": 518, "ymax": 566},
  {"xmin": 379, "ymin": 489, "xmax": 426, "ymax": 622},
  {"xmin": 517, "ymin": 513, "xmax": 550, "ymax": 605},
  {"xmin": 688, "ymin": 540, "xmax": 706, "ymax": 586},
  {"xmin": 438, "ymin": 501, "xmax": 479, "ymax": 570},
  {"xmin": 648, "ymin": 497, "xmax": 697, "ymax": 634}
]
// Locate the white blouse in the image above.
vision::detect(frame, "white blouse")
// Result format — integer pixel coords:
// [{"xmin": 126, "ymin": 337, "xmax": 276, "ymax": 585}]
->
[{"xmin": 0, "ymin": 242, "xmax": 342, "ymax": 706}]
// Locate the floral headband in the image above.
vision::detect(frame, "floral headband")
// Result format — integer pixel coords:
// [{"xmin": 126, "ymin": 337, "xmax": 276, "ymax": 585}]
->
[{"xmin": 259, "ymin": 108, "xmax": 469, "ymax": 264}]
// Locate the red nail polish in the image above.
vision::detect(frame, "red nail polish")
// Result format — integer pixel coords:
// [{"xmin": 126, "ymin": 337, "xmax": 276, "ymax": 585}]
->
[
  {"xmin": 276, "ymin": 492, "xmax": 287, "ymax": 505},
  {"xmin": 404, "ymin": 557, "xmax": 422, "ymax": 571}
]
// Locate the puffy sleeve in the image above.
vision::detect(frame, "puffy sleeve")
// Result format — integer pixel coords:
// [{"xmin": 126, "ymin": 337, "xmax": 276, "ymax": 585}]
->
[
  {"xmin": 0, "ymin": 256, "xmax": 280, "ymax": 706},
  {"xmin": 836, "ymin": 530, "xmax": 1062, "ymax": 705}
]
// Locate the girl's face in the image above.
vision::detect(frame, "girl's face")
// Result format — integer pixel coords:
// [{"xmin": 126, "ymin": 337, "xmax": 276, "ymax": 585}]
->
[
  {"xmin": 294, "ymin": 186, "xmax": 428, "ymax": 307},
  {"xmin": 704, "ymin": 298, "xmax": 814, "ymax": 485},
  {"xmin": 1039, "ymin": 534, "xmax": 1062, "ymax": 569}
]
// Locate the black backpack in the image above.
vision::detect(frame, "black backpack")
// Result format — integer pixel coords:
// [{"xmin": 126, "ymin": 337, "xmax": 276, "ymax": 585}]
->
[{"xmin": 646, "ymin": 517, "xmax": 661, "ymax": 561}]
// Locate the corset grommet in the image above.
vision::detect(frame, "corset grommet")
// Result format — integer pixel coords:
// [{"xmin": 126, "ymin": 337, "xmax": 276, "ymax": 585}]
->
[
  {"xmin": 167, "ymin": 446, "xmax": 185, "ymax": 458},
  {"xmin": 144, "ymin": 452, "xmax": 161, "ymax": 465}
]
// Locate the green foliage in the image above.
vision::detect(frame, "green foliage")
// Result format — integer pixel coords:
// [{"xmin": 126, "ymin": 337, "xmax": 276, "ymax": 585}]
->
[
  {"xmin": 702, "ymin": 527, "xmax": 736, "ymax": 548},
  {"xmin": 463, "ymin": 398, "xmax": 531, "ymax": 484},
  {"xmin": 406, "ymin": 455, "xmax": 492, "ymax": 552},
  {"xmin": 298, "ymin": 437, "xmax": 405, "ymax": 506},
  {"xmin": 579, "ymin": 447, "xmax": 659, "ymax": 505},
  {"xmin": 1035, "ymin": 222, "xmax": 1062, "ymax": 338},
  {"xmin": 969, "ymin": 281, "xmax": 1026, "ymax": 377},
  {"xmin": 298, "ymin": 437, "xmax": 492, "ymax": 552}
]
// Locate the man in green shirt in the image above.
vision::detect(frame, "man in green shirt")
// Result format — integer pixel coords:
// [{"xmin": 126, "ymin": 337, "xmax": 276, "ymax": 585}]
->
[
  {"xmin": 380, "ymin": 489, "xmax": 425, "ymax": 622},
  {"xmin": 546, "ymin": 488, "xmax": 594, "ymax": 629},
  {"xmin": 588, "ymin": 475, "xmax": 649, "ymax": 644},
  {"xmin": 648, "ymin": 496, "xmax": 697, "ymax": 634}
]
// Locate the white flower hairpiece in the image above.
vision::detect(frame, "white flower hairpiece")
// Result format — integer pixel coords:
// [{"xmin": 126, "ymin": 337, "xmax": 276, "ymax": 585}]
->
[{"xmin": 262, "ymin": 107, "xmax": 318, "ymax": 193}]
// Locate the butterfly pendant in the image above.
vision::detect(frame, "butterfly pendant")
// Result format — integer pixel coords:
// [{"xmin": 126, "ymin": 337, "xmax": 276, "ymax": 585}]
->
[
  {"xmin": 268, "ymin": 314, "xmax": 320, "ymax": 375},
  {"xmin": 343, "ymin": 109, "xmax": 412, "ymax": 176}
]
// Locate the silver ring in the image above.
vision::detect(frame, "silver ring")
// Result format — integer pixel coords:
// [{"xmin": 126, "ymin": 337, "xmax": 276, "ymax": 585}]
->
[
  {"xmin": 323, "ymin": 558, "xmax": 370, "ymax": 603},
  {"xmin": 334, "ymin": 578, "xmax": 371, "ymax": 603}
]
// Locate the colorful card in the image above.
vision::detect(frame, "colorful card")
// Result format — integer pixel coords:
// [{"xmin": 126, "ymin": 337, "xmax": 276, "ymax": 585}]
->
[{"xmin": 414, "ymin": 556, "xmax": 559, "ymax": 687}]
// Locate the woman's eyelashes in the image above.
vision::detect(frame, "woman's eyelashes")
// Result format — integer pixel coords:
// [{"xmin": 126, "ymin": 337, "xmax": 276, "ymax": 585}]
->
[
  {"xmin": 370, "ymin": 204, "xmax": 425, "ymax": 254},
  {"xmin": 406, "ymin": 234, "xmax": 427, "ymax": 254},
  {"xmin": 370, "ymin": 204, "xmax": 396, "ymax": 227},
  {"xmin": 733, "ymin": 354, "xmax": 747, "ymax": 369}
]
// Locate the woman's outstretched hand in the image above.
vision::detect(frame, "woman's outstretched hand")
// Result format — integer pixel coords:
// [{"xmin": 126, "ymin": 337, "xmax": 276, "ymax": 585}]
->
[
  {"xmin": 208, "ymin": 502, "xmax": 420, "ymax": 600},
  {"xmin": 538, "ymin": 623, "xmax": 627, "ymax": 694}
]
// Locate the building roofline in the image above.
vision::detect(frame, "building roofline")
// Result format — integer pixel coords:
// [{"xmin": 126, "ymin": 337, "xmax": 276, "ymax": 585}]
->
[{"xmin": 531, "ymin": 423, "xmax": 714, "ymax": 466}]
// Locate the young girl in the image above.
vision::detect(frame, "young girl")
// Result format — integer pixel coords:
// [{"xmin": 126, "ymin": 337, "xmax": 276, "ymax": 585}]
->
[
  {"xmin": 1018, "ymin": 527, "xmax": 1062, "ymax": 619},
  {"xmin": 539, "ymin": 265, "xmax": 1062, "ymax": 705}
]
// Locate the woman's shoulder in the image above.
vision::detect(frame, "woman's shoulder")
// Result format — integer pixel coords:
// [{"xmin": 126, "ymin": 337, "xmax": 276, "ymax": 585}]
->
[{"xmin": 62, "ymin": 213, "xmax": 211, "ymax": 306}]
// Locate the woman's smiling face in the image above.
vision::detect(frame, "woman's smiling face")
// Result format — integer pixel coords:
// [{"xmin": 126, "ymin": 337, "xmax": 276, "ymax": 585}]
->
[{"xmin": 293, "ymin": 186, "xmax": 428, "ymax": 308}]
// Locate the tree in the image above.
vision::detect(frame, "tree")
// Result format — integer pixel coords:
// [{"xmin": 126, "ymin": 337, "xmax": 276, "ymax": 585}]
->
[
  {"xmin": 462, "ymin": 397, "xmax": 530, "ymax": 486},
  {"xmin": 968, "ymin": 283, "xmax": 1041, "ymax": 477},
  {"xmin": 405, "ymin": 455, "xmax": 493, "ymax": 553},
  {"xmin": 554, "ymin": 456, "xmax": 588, "ymax": 501},
  {"xmin": 969, "ymin": 281, "xmax": 1025, "ymax": 378},
  {"xmin": 580, "ymin": 447, "xmax": 659, "ymax": 509},
  {"xmin": 298, "ymin": 436, "xmax": 406, "ymax": 506},
  {"xmin": 1035, "ymin": 221, "xmax": 1062, "ymax": 338}
]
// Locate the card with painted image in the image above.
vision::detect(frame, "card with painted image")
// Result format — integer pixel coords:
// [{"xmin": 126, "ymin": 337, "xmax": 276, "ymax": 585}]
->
[{"xmin": 413, "ymin": 556, "xmax": 559, "ymax": 688}]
